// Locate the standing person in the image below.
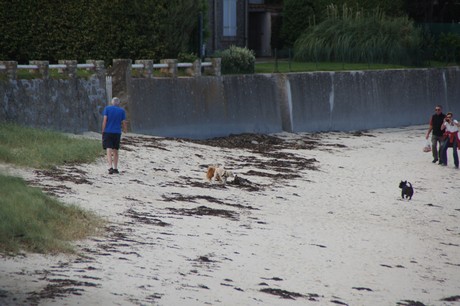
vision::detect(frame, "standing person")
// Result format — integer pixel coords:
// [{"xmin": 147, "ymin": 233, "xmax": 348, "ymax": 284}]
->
[
  {"xmin": 440, "ymin": 112, "xmax": 460, "ymax": 169},
  {"xmin": 102, "ymin": 97, "xmax": 128, "ymax": 174},
  {"xmin": 425, "ymin": 105, "xmax": 446, "ymax": 164}
]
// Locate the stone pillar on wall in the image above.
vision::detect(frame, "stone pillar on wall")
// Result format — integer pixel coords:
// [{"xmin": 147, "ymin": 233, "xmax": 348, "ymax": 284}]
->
[
  {"xmin": 204, "ymin": 58, "xmax": 221, "ymax": 76},
  {"xmin": 86, "ymin": 60, "xmax": 105, "ymax": 78},
  {"xmin": 187, "ymin": 59, "xmax": 202, "ymax": 77},
  {"xmin": 85, "ymin": 60, "xmax": 106, "ymax": 132},
  {"xmin": 135, "ymin": 60, "xmax": 153, "ymax": 78},
  {"xmin": 58, "ymin": 60, "xmax": 77, "ymax": 78},
  {"xmin": 29, "ymin": 61, "xmax": 49, "ymax": 79},
  {"xmin": 160, "ymin": 59, "xmax": 178, "ymax": 77},
  {"xmin": 111, "ymin": 59, "xmax": 132, "ymax": 131},
  {"xmin": 0, "ymin": 61, "xmax": 18, "ymax": 80}
]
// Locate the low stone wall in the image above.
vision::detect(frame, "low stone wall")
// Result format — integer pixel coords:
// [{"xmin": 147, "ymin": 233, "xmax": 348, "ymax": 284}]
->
[{"xmin": 0, "ymin": 76, "xmax": 107, "ymax": 133}]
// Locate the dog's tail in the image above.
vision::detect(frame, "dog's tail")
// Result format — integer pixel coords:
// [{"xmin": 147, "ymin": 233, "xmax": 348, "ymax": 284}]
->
[{"xmin": 408, "ymin": 182, "xmax": 412, "ymax": 187}]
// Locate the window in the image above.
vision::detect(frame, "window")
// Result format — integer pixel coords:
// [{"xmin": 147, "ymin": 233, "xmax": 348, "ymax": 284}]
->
[{"xmin": 223, "ymin": 0, "xmax": 237, "ymax": 36}]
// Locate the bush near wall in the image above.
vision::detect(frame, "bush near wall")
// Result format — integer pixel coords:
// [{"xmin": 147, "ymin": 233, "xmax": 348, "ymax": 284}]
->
[
  {"xmin": 215, "ymin": 46, "xmax": 255, "ymax": 75},
  {"xmin": 435, "ymin": 33, "xmax": 460, "ymax": 63}
]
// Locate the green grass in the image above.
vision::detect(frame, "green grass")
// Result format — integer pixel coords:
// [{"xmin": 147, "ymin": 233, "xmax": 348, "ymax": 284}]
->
[
  {"xmin": 15, "ymin": 68, "xmax": 96, "ymax": 80},
  {"xmin": 0, "ymin": 123, "xmax": 102, "ymax": 168},
  {"xmin": 0, "ymin": 174, "xmax": 103, "ymax": 254},
  {"xmin": 255, "ymin": 60, "xmax": 458, "ymax": 74},
  {"xmin": 0, "ymin": 123, "xmax": 105, "ymax": 254}
]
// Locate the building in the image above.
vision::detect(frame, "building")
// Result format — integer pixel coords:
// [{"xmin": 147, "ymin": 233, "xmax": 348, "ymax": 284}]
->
[{"xmin": 206, "ymin": 0, "xmax": 282, "ymax": 57}]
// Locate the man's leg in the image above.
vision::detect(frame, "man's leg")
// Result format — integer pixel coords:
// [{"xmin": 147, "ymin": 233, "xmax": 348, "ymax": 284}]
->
[
  {"xmin": 431, "ymin": 136, "xmax": 438, "ymax": 162},
  {"xmin": 453, "ymin": 140, "xmax": 459, "ymax": 168},
  {"xmin": 106, "ymin": 148, "xmax": 113, "ymax": 169},
  {"xmin": 440, "ymin": 140, "xmax": 448, "ymax": 166},
  {"xmin": 113, "ymin": 149, "xmax": 119, "ymax": 170}
]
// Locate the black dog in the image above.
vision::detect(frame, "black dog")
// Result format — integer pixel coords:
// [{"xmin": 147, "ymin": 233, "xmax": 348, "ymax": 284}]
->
[{"xmin": 399, "ymin": 181, "xmax": 414, "ymax": 200}]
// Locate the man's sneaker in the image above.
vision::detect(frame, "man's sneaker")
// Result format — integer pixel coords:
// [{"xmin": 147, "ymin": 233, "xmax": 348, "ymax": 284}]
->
[
  {"xmin": 108, "ymin": 168, "xmax": 114, "ymax": 174},
  {"xmin": 432, "ymin": 159, "xmax": 438, "ymax": 163},
  {"xmin": 113, "ymin": 169, "xmax": 119, "ymax": 174}
]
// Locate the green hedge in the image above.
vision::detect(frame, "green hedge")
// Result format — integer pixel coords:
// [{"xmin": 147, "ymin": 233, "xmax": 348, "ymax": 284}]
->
[{"xmin": 0, "ymin": 0, "xmax": 207, "ymax": 65}]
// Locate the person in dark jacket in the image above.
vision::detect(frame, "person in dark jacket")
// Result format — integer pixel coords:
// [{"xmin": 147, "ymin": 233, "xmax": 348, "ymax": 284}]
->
[{"xmin": 425, "ymin": 105, "xmax": 446, "ymax": 164}]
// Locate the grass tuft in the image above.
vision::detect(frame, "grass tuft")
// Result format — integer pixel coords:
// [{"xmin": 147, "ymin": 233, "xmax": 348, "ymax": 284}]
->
[
  {"xmin": 0, "ymin": 174, "xmax": 104, "ymax": 254},
  {"xmin": 0, "ymin": 122, "xmax": 102, "ymax": 169},
  {"xmin": 0, "ymin": 123, "xmax": 105, "ymax": 254}
]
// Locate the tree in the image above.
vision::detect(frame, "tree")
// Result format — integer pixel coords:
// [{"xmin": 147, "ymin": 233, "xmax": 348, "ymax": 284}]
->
[
  {"xmin": 281, "ymin": 0, "xmax": 315, "ymax": 47},
  {"xmin": 405, "ymin": 0, "xmax": 460, "ymax": 23}
]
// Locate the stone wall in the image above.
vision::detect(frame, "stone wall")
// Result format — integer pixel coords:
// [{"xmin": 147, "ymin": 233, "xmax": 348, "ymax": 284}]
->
[
  {"xmin": 2, "ymin": 59, "xmax": 459, "ymax": 139},
  {"xmin": 0, "ymin": 61, "xmax": 107, "ymax": 133},
  {"xmin": 0, "ymin": 77, "xmax": 107, "ymax": 133}
]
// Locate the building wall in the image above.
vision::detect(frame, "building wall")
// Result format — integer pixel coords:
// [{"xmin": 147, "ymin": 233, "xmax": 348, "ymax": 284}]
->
[{"xmin": 206, "ymin": 0, "xmax": 248, "ymax": 55}]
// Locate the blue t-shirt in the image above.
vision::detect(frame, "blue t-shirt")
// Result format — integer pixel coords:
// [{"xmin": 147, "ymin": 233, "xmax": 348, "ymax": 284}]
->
[{"xmin": 103, "ymin": 105, "xmax": 126, "ymax": 134}]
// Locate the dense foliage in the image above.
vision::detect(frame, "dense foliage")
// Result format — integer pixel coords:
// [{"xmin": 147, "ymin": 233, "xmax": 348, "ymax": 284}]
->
[
  {"xmin": 294, "ymin": 4, "xmax": 424, "ymax": 65},
  {"xmin": 0, "ymin": 0, "xmax": 207, "ymax": 64},
  {"xmin": 435, "ymin": 33, "xmax": 460, "ymax": 63},
  {"xmin": 215, "ymin": 46, "xmax": 255, "ymax": 75},
  {"xmin": 280, "ymin": 0, "xmax": 315, "ymax": 47}
]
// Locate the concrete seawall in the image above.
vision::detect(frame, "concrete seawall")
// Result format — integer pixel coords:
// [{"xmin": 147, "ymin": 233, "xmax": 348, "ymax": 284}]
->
[
  {"xmin": 1, "ymin": 66, "xmax": 459, "ymax": 138},
  {"xmin": 129, "ymin": 74, "xmax": 283, "ymax": 139},
  {"xmin": 284, "ymin": 68, "xmax": 460, "ymax": 132},
  {"xmin": 127, "ymin": 67, "xmax": 460, "ymax": 139}
]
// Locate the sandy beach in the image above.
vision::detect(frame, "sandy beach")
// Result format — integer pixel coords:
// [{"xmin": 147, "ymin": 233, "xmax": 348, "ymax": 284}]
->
[{"xmin": 0, "ymin": 125, "xmax": 459, "ymax": 306}]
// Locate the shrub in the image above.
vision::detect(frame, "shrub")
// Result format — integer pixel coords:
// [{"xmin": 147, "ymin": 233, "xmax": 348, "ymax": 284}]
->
[
  {"xmin": 177, "ymin": 52, "xmax": 199, "ymax": 63},
  {"xmin": 215, "ymin": 46, "xmax": 255, "ymax": 75},
  {"xmin": 435, "ymin": 33, "xmax": 460, "ymax": 63}
]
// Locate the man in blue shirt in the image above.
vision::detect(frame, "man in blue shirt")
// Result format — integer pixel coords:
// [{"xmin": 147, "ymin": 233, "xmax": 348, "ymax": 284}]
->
[{"xmin": 102, "ymin": 97, "xmax": 127, "ymax": 174}]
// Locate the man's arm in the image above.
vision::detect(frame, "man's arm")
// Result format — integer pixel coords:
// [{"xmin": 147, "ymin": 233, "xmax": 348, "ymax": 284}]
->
[
  {"xmin": 102, "ymin": 115, "xmax": 108, "ymax": 133},
  {"xmin": 122, "ymin": 120, "xmax": 128, "ymax": 133}
]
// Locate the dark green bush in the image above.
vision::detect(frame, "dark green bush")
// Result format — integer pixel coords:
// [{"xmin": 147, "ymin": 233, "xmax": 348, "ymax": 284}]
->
[
  {"xmin": 177, "ymin": 52, "xmax": 199, "ymax": 63},
  {"xmin": 435, "ymin": 33, "xmax": 460, "ymax": 63},
  {"xmin": 215, "ymin": 46, "xmax": 255, "ymax": 75}
]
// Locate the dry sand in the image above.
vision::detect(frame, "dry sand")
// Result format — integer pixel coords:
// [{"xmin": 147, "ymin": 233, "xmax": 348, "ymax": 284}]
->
[{"xmin": 0, "ymin": 125, "xmax": 459, "ymax": 306}]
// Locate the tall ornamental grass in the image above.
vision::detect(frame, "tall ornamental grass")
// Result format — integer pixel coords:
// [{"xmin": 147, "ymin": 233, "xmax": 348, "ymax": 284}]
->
[{"xmin": 294, "ymin": 4, "xmax": 424, "ymax": 66}]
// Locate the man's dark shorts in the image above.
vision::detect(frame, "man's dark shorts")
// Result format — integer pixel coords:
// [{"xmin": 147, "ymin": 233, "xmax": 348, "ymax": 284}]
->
[{"xmin": 103, "ymin": 133, "xmax": 121, "ymax": 150}]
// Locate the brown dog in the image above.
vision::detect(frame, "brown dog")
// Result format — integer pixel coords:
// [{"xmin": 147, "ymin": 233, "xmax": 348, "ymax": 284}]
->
[
  {"xmin": 206, "ymin": 165, "xmax": 234, "ymax": 184},
  {"xmin": 206, "ymin": 166, "xmax": 216, "ymax": 181}
]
